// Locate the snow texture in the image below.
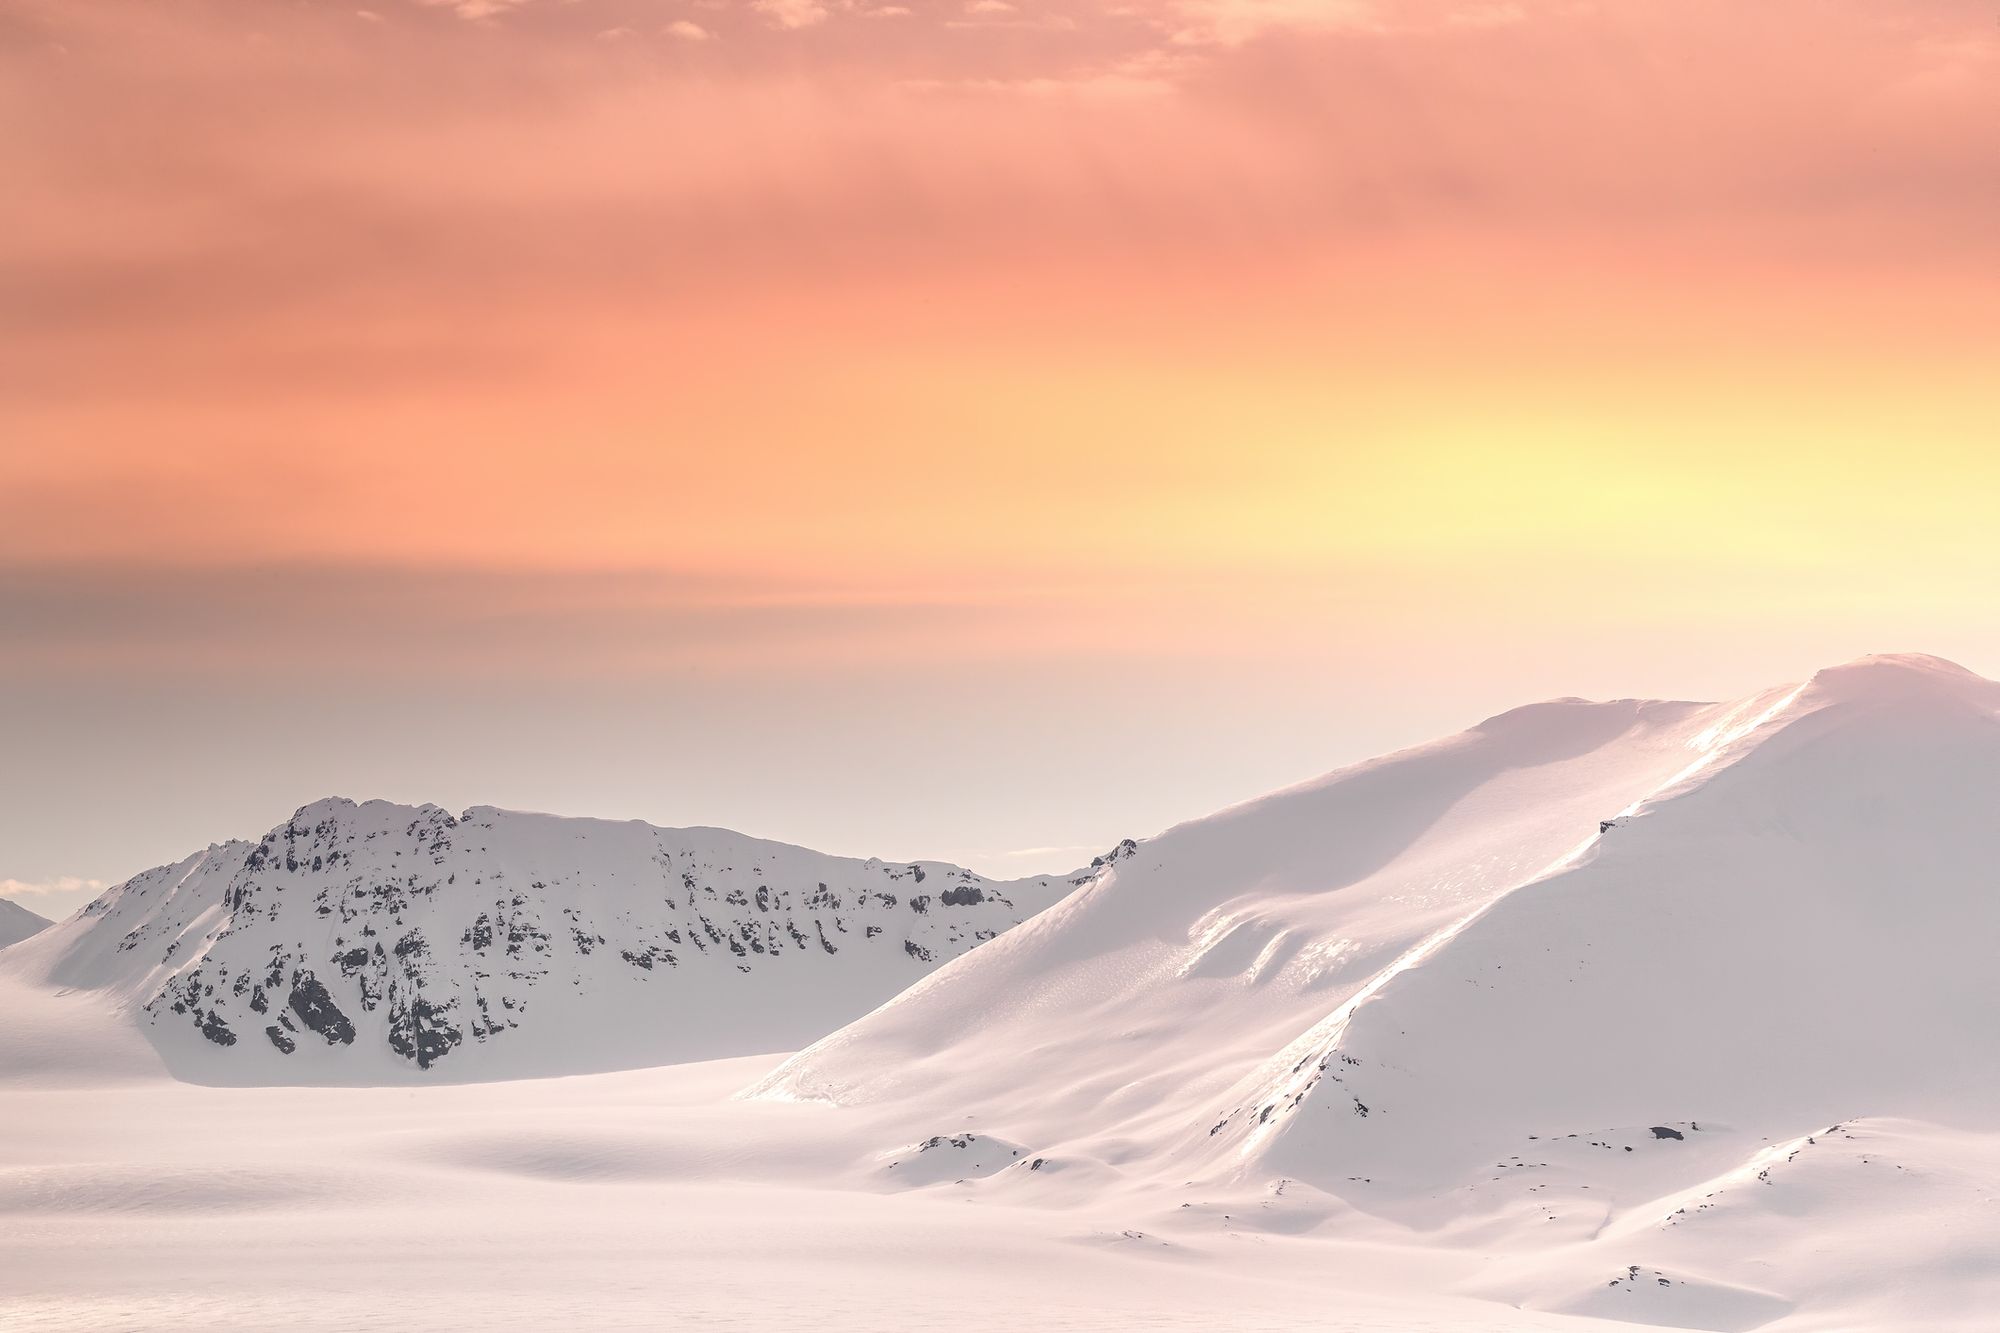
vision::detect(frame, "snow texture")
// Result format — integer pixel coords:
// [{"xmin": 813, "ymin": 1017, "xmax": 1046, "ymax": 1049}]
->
[{"xmin": 6, "ymin": 653, "xmax": 1999, "ymax": 1331}]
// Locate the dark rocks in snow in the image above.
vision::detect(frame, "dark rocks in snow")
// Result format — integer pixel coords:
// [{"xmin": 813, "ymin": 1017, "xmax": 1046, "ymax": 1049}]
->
[
  {"xmin": 71, "ymin": 800, "xmax": 1054, "ymax": 1078},
  {"xmin": 1084, "ymin": 838, "xmax": 1140, "ymax": 872},
  {"xmin": 387, "ymin": 994, "xmax": 462, "ymax": 1070},
  {"xmin": 1650, "ymin": 1126, "xmax": 1685, "ymax": 1140},
  {"xmin": 287, "ymin": 973, "xmax": 357, "ymax": 1046},
  {"xmin": 619, "ymin": 945, "xmax": 675, "ymax": 971}
]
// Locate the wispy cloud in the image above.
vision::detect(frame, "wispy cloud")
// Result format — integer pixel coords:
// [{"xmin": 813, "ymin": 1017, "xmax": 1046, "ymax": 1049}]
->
[
  {"xmin": 753, "ymin": 0, "xmax": 830, "ymax": 29},
  {"xmin": 0, "ymin": 876, "xmax": 105, "ymax": 899}
]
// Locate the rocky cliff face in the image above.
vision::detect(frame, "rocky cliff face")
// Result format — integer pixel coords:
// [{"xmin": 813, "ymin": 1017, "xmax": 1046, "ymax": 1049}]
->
[{"xmin": 17, "ymin": 798, "xmax": 1089, "ymax": 1083}]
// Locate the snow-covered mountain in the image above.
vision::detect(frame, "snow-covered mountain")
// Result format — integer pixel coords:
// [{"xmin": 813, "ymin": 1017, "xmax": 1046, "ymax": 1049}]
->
[
  {"xmin": 754, "ymin": 653, "xmax": 2000, "ymax": 1327},
  {"xmin": 3, "ymin": 799, "xmax": 1085, "ymax": 1084},
  {"xmin": 8, "ymin": 654, "xmax": 2000, "ymax": 1330},
  {"xmin": 0, "ymin": 897, "xmax": 52, "ymax": 950}
]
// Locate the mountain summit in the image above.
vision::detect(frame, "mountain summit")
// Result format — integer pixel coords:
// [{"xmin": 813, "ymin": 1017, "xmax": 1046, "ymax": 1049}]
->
[
  {"xmin": 4, "ymin": 800, "xmax": 1087, "ymax": 1084},
  {"xmin": 750, "ymin": 653, "xmax": 2000, "ymax": 1321},
  {"xmin": 7, "ymin": 654, "xmax": 2000, "ymax": 1327}
]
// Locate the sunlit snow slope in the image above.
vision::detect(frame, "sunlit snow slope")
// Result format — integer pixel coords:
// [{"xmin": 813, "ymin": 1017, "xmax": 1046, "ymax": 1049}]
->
[
  {"xmin": 3, "ymin": 800, "xmax": 1082, "ymax": 1084},
  {"xmin": 757, "ymin": 654, "xmax": 2000, "ymax": 1329}
]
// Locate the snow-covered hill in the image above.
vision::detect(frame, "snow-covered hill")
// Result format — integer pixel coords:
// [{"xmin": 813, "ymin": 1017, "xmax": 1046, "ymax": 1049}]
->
[
  {"xmin": 2, "ymin": 800, "xmax": 1082, "ymax": 1083},
  {"xmin": 0, "ymin": 897, "xmax": 52, "ymax": 950},
  {"xmin": 11, "ymin": 654, "xmax": 2000, "ymax": 1331},
  {"xmin": 753, "ymin": 653, "xmax": 2000, "ymax": 1327}
]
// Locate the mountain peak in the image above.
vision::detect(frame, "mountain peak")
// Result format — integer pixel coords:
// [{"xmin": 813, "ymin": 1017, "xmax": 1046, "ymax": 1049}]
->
[
  {"xmin": 1800, "ymin": 653, "xmax": 1995, "ymax": 708},
  {"xmin": 8, "ymin": 799, "xmax": 1071, "ymax": 1084},
  {"xmin": 0, "ymin": 897, "xmax": 53, "ymax": 950}
]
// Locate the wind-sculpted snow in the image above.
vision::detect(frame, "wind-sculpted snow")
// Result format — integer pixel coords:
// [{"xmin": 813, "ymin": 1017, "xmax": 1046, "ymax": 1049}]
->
[
  {"xmin": 1206, "ymin": 654, "xmax": 2000, "ymax": 1214},
  {"xmin": 4, "ymin": 801, "xmax": 1078, "ymax": 1083},
  {"xmin": 750, "ymin": 654, "xmax": 2000, "ymax": 1326}
]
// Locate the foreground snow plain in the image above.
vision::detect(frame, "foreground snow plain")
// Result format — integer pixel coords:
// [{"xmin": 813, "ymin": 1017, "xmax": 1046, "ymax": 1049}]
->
[
  {"xmin": 6, "ymin": 653, "xmax": 1999, "ymax": 1331},
  {"xmin": 0, "ymin": 1027, "xmax": 1635, "ymax": 1332}
]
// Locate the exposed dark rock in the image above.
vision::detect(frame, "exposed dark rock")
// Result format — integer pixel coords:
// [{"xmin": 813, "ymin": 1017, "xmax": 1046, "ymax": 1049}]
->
[
  {"xmin": 386, "ymin": 994, "xmax": 462, "ymax": 1070},
  {"xmin": 287, "ymin": 973, "xmax": 357, "ymax": 1046}
]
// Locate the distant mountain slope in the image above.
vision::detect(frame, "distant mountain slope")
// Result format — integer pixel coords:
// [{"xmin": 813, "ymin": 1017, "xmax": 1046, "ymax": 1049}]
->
[
  {"xmin": 0, "ymin": 896, "xmax": 52, "ymax": 950},
  {"xmin": 754, "ymin": 654, "xmax": 2000, "ymax": 1301},
  {"xmin": 2, "ymin": 799, "xmax": 1085, "ymax": 1084}
]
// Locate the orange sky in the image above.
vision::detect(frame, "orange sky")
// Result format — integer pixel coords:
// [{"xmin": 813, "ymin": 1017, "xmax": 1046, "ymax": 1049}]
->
[{"xmin": 3, "ymin": 0, "xmax": 1999, "ymax": 913}]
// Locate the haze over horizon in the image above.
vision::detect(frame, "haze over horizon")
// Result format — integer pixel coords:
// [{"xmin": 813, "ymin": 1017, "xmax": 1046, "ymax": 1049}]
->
[{"xmin": 6, "ymin": 0, "xmax": 1999, "ymax": 917}]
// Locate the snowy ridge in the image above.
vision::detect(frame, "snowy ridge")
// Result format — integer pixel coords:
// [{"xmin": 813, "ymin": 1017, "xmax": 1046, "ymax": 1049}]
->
[
  {"xmin": 0, "ymin": 896, "xmax": 52, "ymax": 950},
  {"xmin": 1205, "ymin": 653, "xmax": 2000, "ymax": 1206},
  {"xmin": 749, "ymin": 654, "xmax": 2000, "ymax": 1324},
  {"xmin": 4, "ymin": 799, "xmax": 1083, "ymax": 1083},
  {"xmin": 10, "ymin": 654, "xmax": 2000, "ymax": 1330}
]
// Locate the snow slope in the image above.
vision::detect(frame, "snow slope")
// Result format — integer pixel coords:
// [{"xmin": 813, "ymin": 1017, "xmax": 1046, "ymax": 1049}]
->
[
  {"xmin": 9, "ymin": 653, "xmax": 2000, "ymax": 1332},
  {"xmin": 0, "ymin": 897, "xmax": 51, "ymax": 950},
  {"xmin": 2, "ymin": 799, "xmax": 1081, "ymax": 1083},
  {"xmin": 754, "ymin": 653, "xmax": 2000, "ymax": 1328},
  {"xmin": 0, "ymin": 986, "xmax": 1664, "ymax": 1333}
]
